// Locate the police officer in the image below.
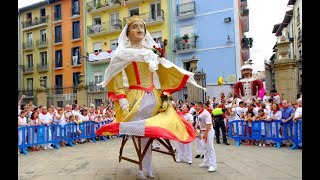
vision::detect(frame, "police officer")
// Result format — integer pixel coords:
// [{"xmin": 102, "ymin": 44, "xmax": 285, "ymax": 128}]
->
[{"xmin": 212, "ymin": 103, "xmax": 230, "ymax": 145}]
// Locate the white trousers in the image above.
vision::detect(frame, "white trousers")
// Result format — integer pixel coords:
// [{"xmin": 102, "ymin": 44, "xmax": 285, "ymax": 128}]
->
[
  {"xmin": 195, "ymin": 136, "xmax": 204, "ymax": 155},
  {"xmin": 202, "ymin": 129, "xmax": 217, "ymax": 168},
  {"xmin": 177, "ymin": 142, "xmax": 192, "ymax": 162},
  {"xmin": 170, "ymin": 140, "xmax": 178, "ymax": 150},
  {"xmin": 139, "ymin": 137, "xmax": 152, "ymax": 173}
]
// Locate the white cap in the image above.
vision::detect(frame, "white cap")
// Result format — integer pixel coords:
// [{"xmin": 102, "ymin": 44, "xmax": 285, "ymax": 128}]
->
[{"xmin": 240, "ymin": 59, "xmax": 253, "ymax": 71}]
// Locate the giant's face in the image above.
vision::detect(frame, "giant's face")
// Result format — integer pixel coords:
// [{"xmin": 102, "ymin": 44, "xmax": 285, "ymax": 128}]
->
[
  {"xmin": 241, "ymin": 68, "xmax": 252, "ymax": 78},
  {"xmin": 127, "ymin": 21, "xmax": 146, "ymax": 43}
]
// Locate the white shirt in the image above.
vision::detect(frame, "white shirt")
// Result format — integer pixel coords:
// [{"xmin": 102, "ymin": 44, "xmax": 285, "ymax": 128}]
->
[
  {"xmin": 268, "ymin": 110, "xmax": 282, "ymax": 120},
  {"xmin": 197, "ymin": 109, "xmax": 213, "ymax": 130},
  {"xmin": 55, "ymin": 113, "xmax": 67, "ymax": 126},
  {"xmin": 263, "ymin": 95, "xmax": 270, "ymax": 104},
  {"xmin": 294, "ymin": 107, "xmax": 302, "ymax": 119},
  {"xmin": 235, "ymin": 107, "xmax": 245, "ymax": 120},
  {"xmin": 229, "ymin": 107, "xmax": 236, "ymax": 121},
  {"xmin": 72, "ymin": 110, "xmax": 81, "ymax": 117},
  {"xmin": 273, "ymin": 95, "xmax": 281, "ymax": 104},
  {"xmin": 183, "ymin": 112, "xmax": 193, "ymax": 123},
  {"xmin": 18, "ymin": 116, "xmax": 27, "ymax": 126},
  {"xmin": 39, "ymin": 113, "xmax": 53, "ymax": 124}
]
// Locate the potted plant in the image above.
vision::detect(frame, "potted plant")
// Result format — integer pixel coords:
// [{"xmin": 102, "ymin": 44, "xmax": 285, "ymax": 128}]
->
[
  {"xmin": 96, "ymin": 1, "xmax": 102, "ymax": 8},
  {"xmin": 87, "ymin": 4, "xmax": 92, "ymax": 11},
  {"xmin": 182, "ymin": 34, "xmax": 189, "ymax": 43}
]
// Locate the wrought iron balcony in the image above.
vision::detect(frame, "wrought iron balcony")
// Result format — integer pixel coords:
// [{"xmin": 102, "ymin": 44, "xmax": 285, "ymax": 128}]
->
[
  {"xmin": 241, "ymin": 8, "xmax": 249, "ymax": 16},
  {"xmin": 241, "ymin": 0, "xmax": 247, "ymax": 8},
  {"xmin": 87, "ymin": 83, "xmax": 107, "ymax": 92},
  {"xmin": 123, "ymin": 9, "xmax": 164, "ymax": 27},
  {"xmin": 54, "ymin": 11, "xmax": 62, "ymax": 21},
  {"xmin": 86, "ymin": 0, "xmax": 121, "ymax": 14},
  {"xmin": 22, "ymin": 90, "xmax": 35, "ymax": 97},
  {"xmin": 37, "ymin": 63, "xmax": 48, "ymax": 72},
  {"xmin": 23, "ymin": 42, "xmax": 34, "ymax": 51},
  {"xmin": 87, "ymin": 19, "xmax": 122, "ymax": 37},
  {"xmin": 174, "ymin": 37, "xmax": 197, "ymax": 54},
  {"xmin": 242, "ymin": 37, "xmax": 253, "ymax": 48},
  {"xmin": 177, "ymin": 1, "xmax": 195, "ymax": 20},
  {"xmin": 23, "ymin": 65, "xmax": 34, "ymax": 74},
  {"xmin": 36, "ymin": 39, "xmax": 48, "ymax": 48},
  {"xmin": 21, "ymin": 15, "xmax": 49, "ymax": 30}
]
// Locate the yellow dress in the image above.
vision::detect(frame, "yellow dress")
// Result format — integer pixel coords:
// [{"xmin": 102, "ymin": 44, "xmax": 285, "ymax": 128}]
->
[{"xmin": 96, "ymin": 61, "xmax": 196, "ymax": 143}]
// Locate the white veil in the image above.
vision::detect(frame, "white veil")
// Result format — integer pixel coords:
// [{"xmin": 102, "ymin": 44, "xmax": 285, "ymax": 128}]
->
[{"xmin": 97, "ymin": 23, "xmax": 206, "ymax": 92}]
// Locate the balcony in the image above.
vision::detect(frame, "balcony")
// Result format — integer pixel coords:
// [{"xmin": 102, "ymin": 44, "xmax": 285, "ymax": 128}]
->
[
  {"xmin": 86, "ymin": 0, "xmax": 121, "ymax": 14},
  {"xmin": 123, "ymin": 10, "xmax": 164, "ymax": 27},
  {"xmin": 23, "ymin": 65, "xmax": 34, "ymax": 74},
  {"xmin": 241, "ymin": 0, "xmax": 247, "ymax": 8},
  {"xmin": 88, "ymin": 50, "xmax": 115, "ymax": 64},
  {"xmin": 71, "ymin": 5, "xmax": 80, "ymax": 18},
  {"xmin": 177, "ymin": 1, "xmax": 195, "ymax": 20},
  {"xmin": 174, "ymin": 37, "xmax": 197, "ymax": 54},
  {"xmin": 241, "ymin": 8, "xmax": 249, "ymax": 32},
  {"xmin": 54, "ymin": 11, "xmax": 62, "ymax": 22},
  {"xmin": 297, "ymin": 30, "xmax": 302, "ymax": 44},
  {"xmin": 23, "ymin": 42, "xmax": 34, "ymax": 51},
  {"xmin": 21, "ymin": 15, "xmax": 49, "ymax": 31},
  {"xmin": 88, "ymin": 83, "xmax": 107, "ymax": 92},
  {"xmin": 87, "ymin": 19, "xmax": 122, "ymax": 38},
  {"xmin": 241, "ymin": 37, "xmax": 252, "ymax": 61},
  {"xmin": 21, "ymin": 90, "xmax": 35, "ymax": 97},
  {"xmin": 124, "ymin": 0, "xmax": 140, "ymax": 6},
  {"xmin": 37, "ymin": 63, "xmax": 48, "ymax": 72},
  {"xmin": 36, "ymin": 39, "xmax": 48, "ymax": 48}
]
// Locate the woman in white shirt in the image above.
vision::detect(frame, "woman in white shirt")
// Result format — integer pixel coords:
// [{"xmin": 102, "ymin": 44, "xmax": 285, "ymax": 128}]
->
[
  {"xmin": 18, "ymin": 110, "xmax": 29, "ymax": 154},
  {"xmin": 30, "ymin": 111, "xmax": 41, "ymax": 151},
  {"xmin": 266, "ymin": 103, "xmax": 282, "ymax": 146}
]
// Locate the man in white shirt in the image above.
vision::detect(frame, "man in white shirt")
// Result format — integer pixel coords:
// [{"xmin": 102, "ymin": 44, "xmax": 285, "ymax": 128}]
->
[
  {"xmin": 38, "ymin": 106, "xmax": 53, "ymax": 150},
  {"xmin": 194, "ymin": 102, "xmax": 217, "ymax": 172},
  {"xmin": 234, "ymin": 101, "xmax": 245, "ymax": 135},
  {"xmin": 176, "ymin": 104, "xmax": 194, "ymax": 164},
  {"xmin": 293, "ymin": 98, "xmax": 302, "ymax": 148}
]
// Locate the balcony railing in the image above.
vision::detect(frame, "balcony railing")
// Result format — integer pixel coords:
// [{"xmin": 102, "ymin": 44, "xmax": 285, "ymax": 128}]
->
[
  {"xmin": 23, "ymin": 65, "xmax": 34, "ymax": 74},
  {"xmin": 242, "ymin": 37, "xmax": 253, "ymax": 48},
  {"xmin": 86, "ymin": 0, "xmax": 121, "ymax": 13},
  {"xmin": 23, "ymin": 90, "xmax": 35, "ymax": 97},
  {"xmin": 54, "ymin": 11, "xmax": 62, "ymax": 21},
  {"xmin": 36, "ymin": 39, "xmax": 48, "ymax": 48},
  {"xmin": 87, "ymin": 83, "xmax": 107, "ymax": 92},
  {"xmin": 37, "ymin": 63, "xmax": 48, "ymax": 72},
  {"xmin": 297, "ymin": 30, "xmax": 302, "ymax": 44},
  {"xmin": 21, "ymin": 15, "xmax": 49, "ymax": 29},
  {"xmin": 123, "ymin": 9, "xmax": 164, "ymax": 27},
  {"xmin": 174, "ymin": 37, "xmax": 197, "ymax": 54},
  {"xmin": 23, "ymin": 42, "xmax": 34, "ymax": 50},
  {"xmin": 177, "ymin": 1, "xmax": 195, "ymax": 20},
  {"xmin": 87, "ymin": 19, "xmax": 122, "ymax": 37}
]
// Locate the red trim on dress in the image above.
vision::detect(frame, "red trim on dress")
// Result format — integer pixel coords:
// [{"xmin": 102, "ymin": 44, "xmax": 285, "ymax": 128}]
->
[
  {"xmin": 107, "ymin": 92, "xmax": 126, "ymax": 101},
  {"xmin": 129, "ymin": 84, "xmax": 155, "ymax": 92},
  {"xmin": 132, "ymin": 62, "xmax": 141, "ymax": 85},
  {"xmin": 162, "ymin": 74, "xmax": 189, "ymax": 95}
]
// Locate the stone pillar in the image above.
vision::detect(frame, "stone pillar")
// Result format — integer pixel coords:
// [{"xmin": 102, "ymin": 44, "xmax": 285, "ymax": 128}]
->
[
  {"xmin": 186, "ymin": 56, "xmax": 205, "ymax": 103},
  {"xmin": 77, "ymin": 74, "xmax": 88, "ymax": 106},
  {"xmin": 274, "ymin": 36, "xmax": 298, "ymax": 102},
  {"xmin": 36, "ymin": 78, "xmax": 47, "ymax": 107}
]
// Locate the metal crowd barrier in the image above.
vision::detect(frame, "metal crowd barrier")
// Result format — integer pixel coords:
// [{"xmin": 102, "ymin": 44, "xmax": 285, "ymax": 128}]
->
[
  {"xmin": 228, "ymin": 120, "xmax": 302, "ymax": 149},
  {"xmin": 18, "ymin": 121, "xmax": 111, "ymax": 155}
]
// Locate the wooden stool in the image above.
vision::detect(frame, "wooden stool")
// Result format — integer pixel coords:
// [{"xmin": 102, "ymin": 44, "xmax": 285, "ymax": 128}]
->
[{"xmin": 118, "ymin": 135, "xmax": 176, "ymax": 170}]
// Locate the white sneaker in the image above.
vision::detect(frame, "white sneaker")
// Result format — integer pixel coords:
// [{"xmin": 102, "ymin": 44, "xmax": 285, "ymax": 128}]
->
[
  {"xmin": 208, "ymin": 166, "xmax": 217, "ymax": 172},
  {"xmin": 147, "ymin": 172, "xmax": 155, "ymax": 179},
  {"xmin": 18, "ymin": 150, "xmax": 20, "ymax": 155},
  {"xmin": 258, "ymin": 143, "xmax": 262, "ymax": 147},
  {"xmin": 176, "ymin": 159, "xmax": 181, "ymax": 163},
  {"xmin": 263, "ymin": 143, "xmax": 266, "ymax": 147},
  {"xmin": 188, "ymin": 160, "xmax": 192, "ymax": 165},
  {"xmin": 137, "ymin": 170, "xmax": 146, "ymax": 180},
  {"xmin": 48, "ymin": 146, "xmax": 53, "ymax": 149},
  {"xmin": 198, "ymin": 163, "xmax": 209, "ymax": 168},
  {"xmin": 43, "ymin": 147, "xmax": 48, "ymax": 150}
]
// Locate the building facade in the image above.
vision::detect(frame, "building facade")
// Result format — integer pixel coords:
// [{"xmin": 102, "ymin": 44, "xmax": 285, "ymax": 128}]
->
[
  {"xmin": 49, "ymin": 0, "xmax": 85, "ymax": 107},
  {"xmin": 18, "ymin": 1, "xmax": 52, "ymax": 105},
  {"xmin": 171, "ymin": 0, "xmax": 252, "ymax": 101},
  {"xmin": 85, "ymin": 0, "xmax": 169, "ymax": 106}
]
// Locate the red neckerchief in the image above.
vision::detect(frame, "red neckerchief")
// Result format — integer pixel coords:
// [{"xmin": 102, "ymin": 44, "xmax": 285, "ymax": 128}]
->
[
  {"xmin": 198, "ymin": 108, "xmax": 204, "ymax": 115},
  {"xmin": 19, "ymin": 115, "xmax": 24, "ymax": 118},
  {"xmin": 182, "ymin": 110, "xmax": 189, "ymax": 115},
  {"xmin": 41, "ymin": 112, "xmax": 47, "ymax": 115},
  {"xmin": 273, "ymin": 93, "xmax": 279, "ymax": 96}
]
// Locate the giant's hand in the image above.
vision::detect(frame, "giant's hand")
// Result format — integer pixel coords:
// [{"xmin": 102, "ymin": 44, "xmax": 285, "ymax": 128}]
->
[{"xmin": 158, "ymin": 101, "xmax": 168, "ymax": 112}]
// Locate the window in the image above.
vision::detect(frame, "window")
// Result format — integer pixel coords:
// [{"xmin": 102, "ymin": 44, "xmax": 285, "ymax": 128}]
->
[
  {"xmin": 41, "ymin": 76, "xmax": 48, "ymax": 88},
  {"xmin": 55, "ymin": 50, "xmax": 63, "ymax": 68},
  {"xmin": 150, "ymin": 2, "xmax": 162, "ymax": 20},
  {"xmin": 183, "ymin": 61, "xmax": 190, "ymax": 71},
  {"xmin": 27, "ymin": 78, "xmax": 33, "ymax": 90},
  {"xmin": 110, "ymin": 12, "xmax": 120, "ymax": 29},
  {"xmin": 93, "ymin": 17, "xmax": 101, "ymax": 25},
  {"xmin": 57, "ymin": 101, "xmax": 64, "ymax": 108},
  {"xmin": 129, "ymin": 7, "xmax": 139, "ymax": 17},
  {"xmin": 54, "ymin": 4, "xmax": 62, "ymax": 21},
  {"xmin": 150, "ymin": 31, "xmax": 163, "ymax": 48},
  {"xmin": 27, "ymin": 33, "xmax": 33, "ymax": 44},
  {"xmin": 40, "ymin": 52, "xmax": 47, "ymax": 65},
  {"xmin": 40, "ymin": 29, "xmax": 46, "ymax": 43},
  {"xmin": 178, "ymin": 0, "xmax": 194, "ymax": 16},
  {"xmin": 93, "ymin": 42, "xmax": 102, "ymax": 53},
  {"xmin": 26, "ymin": 12, "xmax": 32, "ymax": 20},
  {"xmin": 94, "ymin": 72, "xmax": 103, "ymax": 84},
  {"xmin": 110, "ymin": 39, "xmax": 118, "ymax": 50},
  {"xmin": 71, "ymin": 47, "xmax": 81, "ymax": 66},
  {"xmin": 296, "ymin": 7, "xmax": 300, "ymax": 25},
  {"xmin": 26, "ymin": 54, "xmax": 33, "ymax": 68},
  {"xmin": 40, "ymin": 8, "xmax": 46, "ymax": 17},
  {"xmin": 180, "ymin": 25, "xmax": 194, "ymax": 36},
  {"xmin": 72, "ymin": 0, "xmax": 80, "ymax": 16},
  {"xmin": 55, "ymin": 75, "xmax": 63, "ymax": 94},
  {"xmin": 72, "ymin": 21, "xmax": 80, "ymax": 39},
  {"xmin": 94, "ymin": 99, "xmax": 103, "ymax": 107},
  {"xmin": 73, "ymin": 72, "xmax": 81, "ymax": 86},
  {"xmin": 55, "ymin": 25, "xmax": 62, "ymax": 43}
]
